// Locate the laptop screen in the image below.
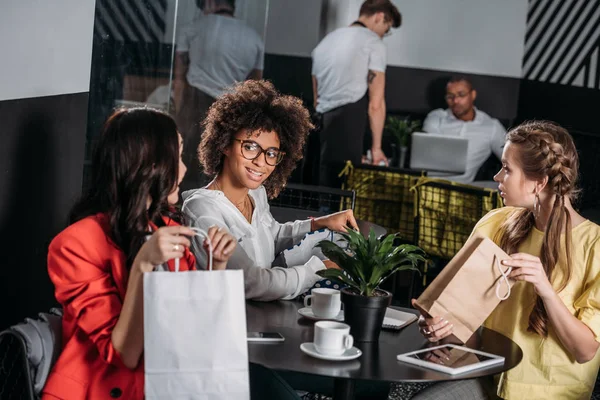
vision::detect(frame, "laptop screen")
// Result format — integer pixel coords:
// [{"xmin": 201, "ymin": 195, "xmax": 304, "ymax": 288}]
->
[{"xmin": 409, "ymin": 132, "xmax": 469, "ymax": 173}]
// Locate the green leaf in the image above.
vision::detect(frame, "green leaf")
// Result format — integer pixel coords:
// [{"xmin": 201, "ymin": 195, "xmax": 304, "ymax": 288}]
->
[
  {"xmin": 368, "ymin": 229, "xmax": 377, "ymax": 255},
  {"xmin": 316, "ymin": 241, "xmax": 365, "ymax": 282},
  {"xmin": 315, "ymin": 227, "xmax": 428, "ymax": 297},
  {"xmin": 377, "ymin": 234, "xmax": 397, "ymax": 258}
]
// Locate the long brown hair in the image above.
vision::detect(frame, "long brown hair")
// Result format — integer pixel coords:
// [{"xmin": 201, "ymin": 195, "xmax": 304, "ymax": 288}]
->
[
  {"xmin": 495, "ymin": 121, "xmax": 579, "ymax": 337},
  {"xmin": 70, "ymin": 107, "xmax": 182, "ymax": 268}
]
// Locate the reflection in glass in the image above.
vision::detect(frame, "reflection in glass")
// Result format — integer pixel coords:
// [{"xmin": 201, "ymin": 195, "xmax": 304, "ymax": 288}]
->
[
  {"xmin": 85, "ymin": 0, "xmax": 178, "ymax": 190},
  {"xmin": 84, "ymin": 0, "xmax": 268, "ymax": 192},
  {"xmin": 174, "ymin": 0, "xmax": 267, "ymax": 191}
]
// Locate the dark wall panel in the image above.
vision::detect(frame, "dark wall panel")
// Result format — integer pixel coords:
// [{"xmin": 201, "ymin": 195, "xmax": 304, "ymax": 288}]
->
[
  {"xmin": 264, "ymin": 53, "xmax": 314, "ymax": 105},
  {"xmin": 0, "ymin": 92, "xmax": 88, "ymax": 329},
  {"xmin": 264, "ymin": 53, "xmax": 521, "ymax": 124},
  {"xmin": 516, "ymin": 79, "xmax": 600, "ymax": 214},
  {"xmin": 516, "ymin": 79, "xmax": 600, "ymax": 133},
  {"xmin": 384, "ymin": 66, "xmax": 520, "ymax": 123}
]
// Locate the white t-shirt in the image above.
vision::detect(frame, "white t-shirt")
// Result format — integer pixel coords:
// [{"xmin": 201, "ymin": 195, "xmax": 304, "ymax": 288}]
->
[
  {"xmin": 423, "ymin": 107, "xmax": 506, "ymax": 183},
  {"xmin": 181, "ymin": 186, "xmax": 325, "ymax": 301},
  {"xmin": 176, "ymin": 14, "xmax": 264, "ymax": 99},
  {"xmin": 312, "ymin": 26, "xmax": 387, "ymax": 113}
]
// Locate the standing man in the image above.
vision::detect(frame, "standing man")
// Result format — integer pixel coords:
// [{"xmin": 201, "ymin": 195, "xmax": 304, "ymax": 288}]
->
[
  {"xmin": 174, "ymin": 0, "xmax": 264, "ymax": 191},
  {"xmin": 423, "ymin": 76, "xmax": 506, "ymax": 184},
  {"xmin": 311, "ymin": 0, "xmax": 401, "ymax": 188}
]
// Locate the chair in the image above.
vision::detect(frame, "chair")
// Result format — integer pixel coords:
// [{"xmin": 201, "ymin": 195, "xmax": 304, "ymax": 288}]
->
[
  {"xmin": 340, "ymin": 162, "xmax": 424, "ymax": 240},
  {"xmin": 402, "ymin": 178, "xmax": 502, "ymax": 303},
  {"xmin": 474, "ymin": 153, "xmax": 502, "ymax": 182},
  {"xmin": 593, "ymin": 371, "xmax": 600, "ymax": 400},
  {"xmin": 411, "ymin": 178, "xmax": 502, "ymax": 260},
  {"xmin": 0, "ymin": 309, "xmax": 63, "ymax": 400},
  {"xmin": 0, "ymin": 330, "xmax": 35, "ymax": 400},
  {"xmin": 269, "ymin": 183, "xmax": 356, "ymax": 213}
]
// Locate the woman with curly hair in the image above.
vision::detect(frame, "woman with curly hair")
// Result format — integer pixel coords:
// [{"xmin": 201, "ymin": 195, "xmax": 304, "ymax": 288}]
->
[
  {"xmin": 182, "ymin": 80, "xmax": 359, "ymax": 300},
  {"xmin": 411, "ymin": 121, "xmax": 600, "ymax": 400}
]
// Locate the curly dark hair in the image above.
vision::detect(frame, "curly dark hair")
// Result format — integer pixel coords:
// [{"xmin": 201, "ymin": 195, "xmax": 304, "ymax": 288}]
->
[{"xmin": 199, "ymin": 80, "xmax": 313, "ymax": 198}]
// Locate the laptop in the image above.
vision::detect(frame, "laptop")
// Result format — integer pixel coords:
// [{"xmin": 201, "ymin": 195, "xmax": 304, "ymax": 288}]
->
[{"xmin": 409, "ymin": 132, "xmax": 469, "ymax": 173}]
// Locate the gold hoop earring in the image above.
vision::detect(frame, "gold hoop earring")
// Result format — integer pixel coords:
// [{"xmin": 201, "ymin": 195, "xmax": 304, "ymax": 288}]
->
[{"xmin": 533, "ymin": 193, "xmax": 540, "ymax": 220}]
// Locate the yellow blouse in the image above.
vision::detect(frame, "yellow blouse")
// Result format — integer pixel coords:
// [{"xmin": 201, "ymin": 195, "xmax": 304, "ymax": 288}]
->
[{"xmin": 473, "ymin": 207, "xmax": 600, "ymax": 399}]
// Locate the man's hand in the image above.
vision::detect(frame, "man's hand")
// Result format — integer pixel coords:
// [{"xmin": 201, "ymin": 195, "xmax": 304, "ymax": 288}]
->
[{"xmin": 371, "ymin": 148, "xmax": 388, "ymax": 166}]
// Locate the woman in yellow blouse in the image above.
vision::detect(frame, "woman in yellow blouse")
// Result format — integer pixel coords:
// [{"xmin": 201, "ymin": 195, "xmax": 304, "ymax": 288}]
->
[{"xmin": 413, "ymin": 120, "xmax": 600, "ymax": 399}]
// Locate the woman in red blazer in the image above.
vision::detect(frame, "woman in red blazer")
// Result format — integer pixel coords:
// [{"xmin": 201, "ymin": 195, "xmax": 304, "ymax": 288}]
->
[{"xmin": 42, "ymin": 108, "xmax": 236, "ymax": 399}]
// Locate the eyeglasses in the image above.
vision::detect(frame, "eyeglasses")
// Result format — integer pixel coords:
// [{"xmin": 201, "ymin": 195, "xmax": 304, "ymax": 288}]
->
[
  {"xmin": 445, "ymin": 91, "xmax": 471, "ymax": 101},
  {"xmin": 234, "ymin": 139, "xmax": 285, "ymax": 166}
]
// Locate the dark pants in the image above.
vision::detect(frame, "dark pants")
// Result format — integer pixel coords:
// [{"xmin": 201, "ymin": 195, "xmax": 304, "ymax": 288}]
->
[
  {"xmin": 249, "ymin": 363, "xmax": 302, "ymax": 400},
  {"xmin": 279, "ymin": 370, "xmax": 390, "ymax": 400},
  {"xmin": 318, "ymin": 94, "xmax": 368, "ymax": 188},
  {"xmin": 175, "ymin": 84, "xmax": 216, "ymax": 193}
]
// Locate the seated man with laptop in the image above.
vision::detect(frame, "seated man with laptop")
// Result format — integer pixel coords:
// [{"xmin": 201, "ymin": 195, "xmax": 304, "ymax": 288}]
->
[{"xmin": 416, "ymin": 76, "xmax": 506, "ymax": 184}]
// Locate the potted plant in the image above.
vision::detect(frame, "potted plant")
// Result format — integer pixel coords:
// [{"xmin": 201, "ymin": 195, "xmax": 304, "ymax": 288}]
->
[
  {"xmin": 384, "ymin": 116, "xmax": 421, "ymax": 168},
  {"xmin": 316, "ymin": 229, "xmax": 426, "ymax": 342}
]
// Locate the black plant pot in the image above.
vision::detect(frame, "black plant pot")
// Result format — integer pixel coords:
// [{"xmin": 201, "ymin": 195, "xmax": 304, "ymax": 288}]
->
[{"xmin": 341, "ymin": 287, "xmax": 392, "ymax": 342}]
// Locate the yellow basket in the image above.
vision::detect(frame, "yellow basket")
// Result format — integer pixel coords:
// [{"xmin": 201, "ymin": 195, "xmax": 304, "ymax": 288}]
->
[
  {"xmin": 411, "ymin": 177, "xmax": 502, "ymax": 259},
  {"xmin": 339, "ymin": 162, "xmax": 423, "ymax": 240}
]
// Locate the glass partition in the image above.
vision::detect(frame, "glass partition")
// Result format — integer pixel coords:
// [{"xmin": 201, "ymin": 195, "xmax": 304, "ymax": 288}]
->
[{"xmin": 85, "ymin": 0, "xmax": 269, "ymax": 190}]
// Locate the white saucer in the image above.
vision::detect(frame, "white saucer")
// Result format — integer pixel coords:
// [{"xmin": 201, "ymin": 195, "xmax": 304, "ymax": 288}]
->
[
  {"xmin": 300, "ymin": 342, "xmax": 362, "ymax": 361},
  {"xmin": 298, "ymin": 307, "xmax": 344, "ymax": 321}
]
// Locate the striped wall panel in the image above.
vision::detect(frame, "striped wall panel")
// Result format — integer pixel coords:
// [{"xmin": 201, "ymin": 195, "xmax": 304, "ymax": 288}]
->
[
  {"xmin": 523, "ymin": 0, "xmax": 600, "ymax": 89},
  {"xmin": 94, "ymin": 0, "xmax": 167, "ymax": 42}
]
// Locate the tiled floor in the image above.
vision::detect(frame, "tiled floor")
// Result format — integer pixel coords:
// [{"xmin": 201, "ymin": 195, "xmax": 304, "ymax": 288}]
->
[{"xmin": 300, "ymin": 382, "xmax": 432, "ymax": 400}]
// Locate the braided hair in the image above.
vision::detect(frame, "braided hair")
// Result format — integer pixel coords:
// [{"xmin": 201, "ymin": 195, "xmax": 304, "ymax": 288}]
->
[{"xmin": 495, "ymin": 120, "xmax": 579, "ymax": 337}]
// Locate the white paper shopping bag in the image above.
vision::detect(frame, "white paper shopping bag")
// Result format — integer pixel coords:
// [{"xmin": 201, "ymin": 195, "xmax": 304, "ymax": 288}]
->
[{"xmin": 144, "ymin": 228, "xmax": 249, "ymax": 399}]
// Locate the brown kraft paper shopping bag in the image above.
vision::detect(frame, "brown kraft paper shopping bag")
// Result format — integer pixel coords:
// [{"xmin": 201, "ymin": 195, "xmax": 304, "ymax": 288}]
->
[{"xmin": 414, "ymin": 233, "xmax": 514, "ymax": 343}]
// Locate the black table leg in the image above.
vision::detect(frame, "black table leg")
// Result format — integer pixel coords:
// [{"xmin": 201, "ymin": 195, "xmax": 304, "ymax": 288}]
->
[{"xmin": 333, "ymin": 378, "xmax": 355, "ymax": 400}]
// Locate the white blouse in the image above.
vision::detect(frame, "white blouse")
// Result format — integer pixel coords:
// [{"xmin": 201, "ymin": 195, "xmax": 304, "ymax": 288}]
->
[{"xmin": 182, "ymin": 186, "xmax": 325, "ymax": 301}]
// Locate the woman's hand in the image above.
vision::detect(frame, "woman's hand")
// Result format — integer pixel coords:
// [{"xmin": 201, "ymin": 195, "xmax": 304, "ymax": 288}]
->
[
  {"xmin": 422, "ymin": 346, "xmax": 452, "ymax": 365},
  {"xmin": 312, "ymin": 210, "xmax": 359, "ymax": 232},
  {"xmin": 504, "ymin": 253, "xmax": 554, "ymax": 299},
  {"xmin": 411, "ymin": 299, "xmax": 454, "ymax": 342},
  {"xmin": 204, "ymin": 226, "xmax": 237, "ymax": 270},
  {"xmin": 134, "ymin": 226, "xmax": 195, "ymax": 273},
  {"xmin": 323, "ymin": 259, "xmax": 341, "ymax": 270}
]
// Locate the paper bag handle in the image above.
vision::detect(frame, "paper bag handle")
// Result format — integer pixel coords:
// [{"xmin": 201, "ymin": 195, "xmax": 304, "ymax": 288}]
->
[
  {"xmin": 174, "ymin": 227, "xmax": 213, "ymax": 272},
  {"xmin": 495, "ymin": 256, "xmax": 512, "ymax": 301}
]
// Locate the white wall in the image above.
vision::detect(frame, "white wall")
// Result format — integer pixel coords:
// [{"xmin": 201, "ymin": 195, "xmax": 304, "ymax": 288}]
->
[
  {"xmin": 0, "ymin": 0, "xmax": 96, "ymax": 101},
  {"xmin": 381, "ymin": 0, "xmax": 528, "ymax": 78},
  {"xmin": 266, "ymin": 0, "xmax": 528, "ymax": 78},
  {"xmin": 265, "ymin": 0, "xmax": 322, "ymax": 56}
]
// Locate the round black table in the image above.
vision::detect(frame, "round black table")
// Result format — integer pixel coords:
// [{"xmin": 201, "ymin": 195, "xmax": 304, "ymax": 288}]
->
[
  {"xmin": 246, "ymin": 300, "xmax": 522, "ymax": 400},
  {"xmin": 269, "ymin": 206, "xmax": 387, "ymax": 238}
]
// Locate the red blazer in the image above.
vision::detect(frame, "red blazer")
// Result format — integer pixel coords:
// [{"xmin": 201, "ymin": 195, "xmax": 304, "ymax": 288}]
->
[{"xmin": 42, "ymin": 214, "xmax": 195, "ymax": 400}]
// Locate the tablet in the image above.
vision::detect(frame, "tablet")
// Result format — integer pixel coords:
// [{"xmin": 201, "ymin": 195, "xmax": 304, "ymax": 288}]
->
[{"xmin": 397, "ymin": 344, "xmax": 504, "ymax": 375}]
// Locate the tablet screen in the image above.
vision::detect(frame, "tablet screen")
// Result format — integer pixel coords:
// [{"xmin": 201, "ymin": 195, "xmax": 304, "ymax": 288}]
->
[{"xmin": 407, "ymin": 345, "xmax": 493, "ymax": 367}]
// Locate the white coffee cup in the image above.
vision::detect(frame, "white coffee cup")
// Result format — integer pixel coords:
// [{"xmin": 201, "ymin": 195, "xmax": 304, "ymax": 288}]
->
[
  {"xmin": 303, "ymin": 288, "xmax": 341, "ymax": 318},
  {"xmin": 314, "ymin": 321, "xmax": 354, "ymax": 356}
]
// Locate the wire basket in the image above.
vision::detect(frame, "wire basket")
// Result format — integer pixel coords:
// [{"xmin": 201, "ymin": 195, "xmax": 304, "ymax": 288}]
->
[
  {"xmin": 269, "ymin": 183, "xmax": 356, "ymax": 213},
  {"xmin": 340, "ymin": 162, "xmax": 424, "ymax": 241},
  {"xmin": 412, "ymin": 178, "xmax": 502, "ymax": 259},
  {"xmin": 0, "ymin": 331, "xmax": 35, "ymax": 400}
]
